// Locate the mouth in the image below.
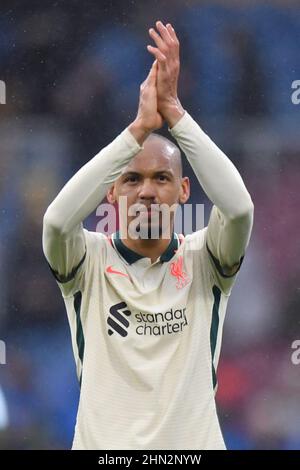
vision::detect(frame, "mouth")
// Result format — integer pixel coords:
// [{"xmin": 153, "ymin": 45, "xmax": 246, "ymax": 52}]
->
[
  {"xmin": 129, "ymin": 203, "xmax": 162, "ymax": 222},
  {"xmin": 141, "ymin": 208, "xmax": 158, "ymax": 218},
  {"xmin": 135, "ymin": 204, "xmax": 159, "ymax": 212}
]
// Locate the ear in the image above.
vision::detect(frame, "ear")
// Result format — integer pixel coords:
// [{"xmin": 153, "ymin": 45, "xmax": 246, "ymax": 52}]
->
[
  {"xmin": 179, "ymin": 176, "xmax": 190, "ymax": 204},
  {"xmin": 106, "ymin": 184, "xmax": 116, "ymax": 204}
]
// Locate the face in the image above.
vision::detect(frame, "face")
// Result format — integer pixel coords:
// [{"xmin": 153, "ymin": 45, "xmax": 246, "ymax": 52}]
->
[{"xmin": 107, "ymin": 138, "xmax": 190, "ymax": 239}]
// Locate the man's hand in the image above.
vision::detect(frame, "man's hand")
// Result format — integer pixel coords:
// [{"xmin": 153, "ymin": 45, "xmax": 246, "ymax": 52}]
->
[
  {"xmin": 147, "ymin": 21, "xmax": 185, "ymax": 128},
  {"xmin": 128, "ymin": 60, "xmax": 164, "ymax": 145}
]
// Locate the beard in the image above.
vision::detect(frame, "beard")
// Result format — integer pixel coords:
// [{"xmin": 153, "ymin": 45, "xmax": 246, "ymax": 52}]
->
[
  {"xmin": 136, "ymin": 221, "xmax": 163, "ymax": 239},
  {"xmin": 126, "ymin": 204, "xmax": 174, "ymax": 240},
  {"xmin": 135, "ymin": 211, "xmax": 172, "ymax": 240}
]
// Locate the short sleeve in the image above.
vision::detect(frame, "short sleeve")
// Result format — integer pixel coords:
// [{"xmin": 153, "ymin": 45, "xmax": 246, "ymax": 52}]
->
[{"xmin": 47, "ymin": 228, "xmax": 92, "ymax": 298}]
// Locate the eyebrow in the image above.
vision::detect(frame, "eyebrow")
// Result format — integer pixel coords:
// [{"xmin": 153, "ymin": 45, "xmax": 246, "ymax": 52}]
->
[
  {"xmin": 121, "ymin": 171, "xmax": 140, "ymax": 178},
  {"xmin": 121, "ymin": 169, "xmax": 174, "ymax": 178}
]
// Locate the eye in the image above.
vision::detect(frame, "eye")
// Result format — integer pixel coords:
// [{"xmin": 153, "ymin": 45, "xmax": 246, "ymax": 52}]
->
[
  {"xmin": 124, "ymin": 175, "xmax": 139, "ymax": 183},
  {"xmin": 157, "ymin": 174, "xmax": 168, "ymax": 182}
]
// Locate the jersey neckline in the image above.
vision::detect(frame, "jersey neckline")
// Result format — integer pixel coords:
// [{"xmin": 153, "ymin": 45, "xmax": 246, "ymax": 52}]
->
[{"xmin": 111, "ymin": 231, "xmax": 180, "ymax": 265}]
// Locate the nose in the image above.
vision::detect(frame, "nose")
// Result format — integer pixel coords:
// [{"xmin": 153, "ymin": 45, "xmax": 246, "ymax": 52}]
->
[{"xmin": 138, "ymin": 178, "xmax": 157, "ymax": 202}]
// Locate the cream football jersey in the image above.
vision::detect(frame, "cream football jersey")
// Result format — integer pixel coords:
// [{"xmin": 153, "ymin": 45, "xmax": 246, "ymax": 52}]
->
[{"xmin": 52, "ymin": 224, "xmax": 241, "ymax": 450}]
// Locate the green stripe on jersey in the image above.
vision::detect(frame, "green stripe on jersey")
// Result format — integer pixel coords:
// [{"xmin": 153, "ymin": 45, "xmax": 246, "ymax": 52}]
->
[
  {"xmin": 73, "ymin": 291, "xmax": 85, "ymax": 384},
  {"xmin": 210, "ymin": 285, "xmax": 221, "ymax": 389}
]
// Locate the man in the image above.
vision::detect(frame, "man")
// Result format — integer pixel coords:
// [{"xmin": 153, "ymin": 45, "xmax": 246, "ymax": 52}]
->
[{"xmin": 42, "ymin": 21, "xmax": 253, "ymax": 450}]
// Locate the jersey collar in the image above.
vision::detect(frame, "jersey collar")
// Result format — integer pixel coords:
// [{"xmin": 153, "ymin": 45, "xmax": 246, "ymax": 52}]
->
[{"xmin": 112, "ymin": 231, "xmax": 179, "ymax": 265}]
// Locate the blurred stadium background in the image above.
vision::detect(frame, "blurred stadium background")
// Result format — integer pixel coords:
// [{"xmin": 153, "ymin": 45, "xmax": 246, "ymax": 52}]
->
[{"xmin": 1, "ymin": 0, "xmax": 300, "ymax": 449}]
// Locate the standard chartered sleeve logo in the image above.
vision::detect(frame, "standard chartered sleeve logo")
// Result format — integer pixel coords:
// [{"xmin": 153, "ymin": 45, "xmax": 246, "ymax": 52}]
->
[{"xmin": 0, "ymin": 81, "xmax": 6, "ymax": 104}]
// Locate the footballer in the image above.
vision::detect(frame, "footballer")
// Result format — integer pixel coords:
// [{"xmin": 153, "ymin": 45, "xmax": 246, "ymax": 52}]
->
[{"xmin": 42, "ymin": 21, "xmax": 254, "ymax": 449}]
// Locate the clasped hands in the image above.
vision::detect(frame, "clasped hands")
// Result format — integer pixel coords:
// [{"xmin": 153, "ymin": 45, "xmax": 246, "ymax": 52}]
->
[{"xmin": 129, "ymin": 21, "xmax": 185, "ymax": 145}]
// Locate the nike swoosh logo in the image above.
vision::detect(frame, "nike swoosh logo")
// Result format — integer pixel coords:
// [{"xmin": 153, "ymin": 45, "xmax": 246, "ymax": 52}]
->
[{"xmin": 106, "ymin": 265, "xmax": 129, "ymax": 277}]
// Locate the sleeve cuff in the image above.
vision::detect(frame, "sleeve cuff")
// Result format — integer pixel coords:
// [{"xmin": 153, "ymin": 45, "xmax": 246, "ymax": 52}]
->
[
  {"xmin": 168, "ymin": 110, "xmax": 195, "ymax": 135},
  {"xmin": 123, "ymin": 127, "xmax": 144, "ymax": 153}
]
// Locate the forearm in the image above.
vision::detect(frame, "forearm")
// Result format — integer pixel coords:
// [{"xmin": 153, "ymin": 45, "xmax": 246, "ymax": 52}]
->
[
  {"xmin": 159, "ymin": 99, "xmax": 185, "ymax": 129},
  {"xmin": 170, "ymin": 110, "xmax": 254, "ymax": 272},
  {"xmin": 42, "ymin": 126, "xmax": 142, "ymax": 277},
  {"xmin": 42, "ymin": 57, "xmax": 161, "ymax": 281},
  {"xmin": 43, "ymin": 126, "xmax": 143, "ymax": 236},
  {"xmin": 169, "ymin": 111, "xmax": 254, "ymax": 219}
]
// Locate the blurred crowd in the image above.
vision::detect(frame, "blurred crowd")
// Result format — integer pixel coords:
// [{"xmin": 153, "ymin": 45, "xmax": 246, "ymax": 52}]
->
[{"xmin": 0, "ymin": 0, "xmax": 300, "ymax": 449}]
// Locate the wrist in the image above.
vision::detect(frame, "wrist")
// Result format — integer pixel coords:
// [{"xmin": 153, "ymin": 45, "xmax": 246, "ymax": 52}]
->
[
  {"xmin": 128, "ymin": 119, "xmax": 152, "ymax": 146},
  {"xmin": 159, "ymin": 98, "xmax": 185, "ymax": 128}
]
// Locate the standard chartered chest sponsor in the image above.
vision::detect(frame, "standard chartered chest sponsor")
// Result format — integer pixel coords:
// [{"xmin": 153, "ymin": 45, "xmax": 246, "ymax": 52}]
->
[{"xmin": 135, "ymin": 307, "xmax": 188, "ymax": 336}]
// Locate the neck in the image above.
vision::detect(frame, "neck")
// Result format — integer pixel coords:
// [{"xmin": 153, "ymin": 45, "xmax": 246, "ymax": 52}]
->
[{"xmin": 120, "ymin": 228, "xmax": 174, "ymax": 264}]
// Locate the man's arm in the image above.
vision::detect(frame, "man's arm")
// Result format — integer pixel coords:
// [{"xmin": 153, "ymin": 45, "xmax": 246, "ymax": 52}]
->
[
  {"xmin": 148, "ymin": 21, "xmax": 254, "ymax": 280},
  {"xmin": 43, "ymin": 60, "xmax": 163, "ymax": 284},
  {"xmin": 168, "ymin": 111, "xmax": 254, "ymax": 276}
]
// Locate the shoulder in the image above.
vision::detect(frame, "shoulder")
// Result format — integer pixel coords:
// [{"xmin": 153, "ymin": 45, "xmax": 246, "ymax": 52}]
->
[
  {"xmin": 80, "ymin": 230, "xmax": 112, "ymax": 272},
  {"xmin": 182, "ymin": 227, "xmax": 208, "ymax": 254},
  {"xmin": 83, "ymin": 229, "xmax": 110, "ymax": 252}
]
